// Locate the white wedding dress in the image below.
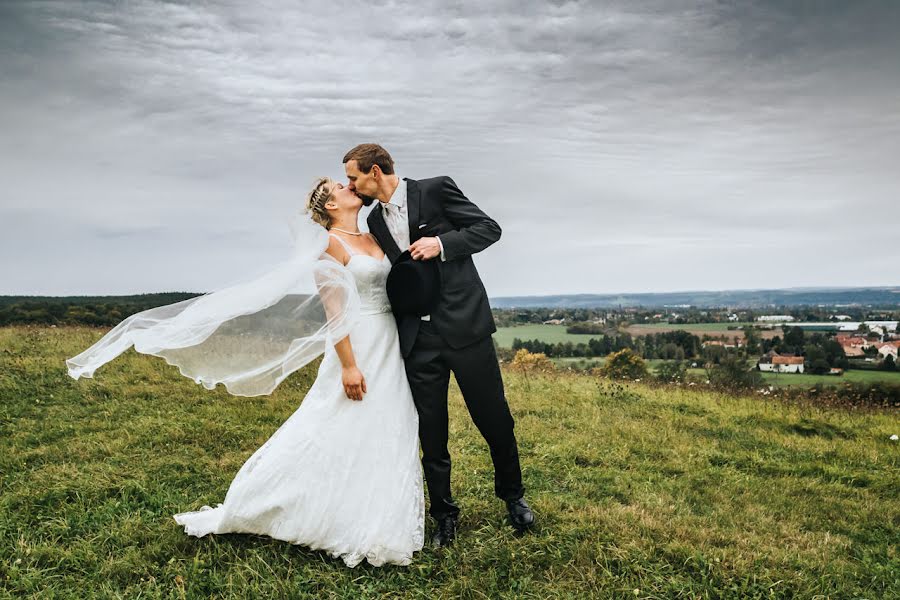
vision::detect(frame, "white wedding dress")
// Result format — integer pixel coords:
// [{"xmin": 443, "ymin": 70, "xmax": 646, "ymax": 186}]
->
[{"xmin": 173, "ymin": 235, "xmax": 425, "ymax": 567}]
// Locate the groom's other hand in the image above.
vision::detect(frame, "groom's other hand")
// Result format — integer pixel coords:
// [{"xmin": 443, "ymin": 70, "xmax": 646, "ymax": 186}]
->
[{"xmin": 409, "ymin": 237, "xmax": 442, "ymax": 261}]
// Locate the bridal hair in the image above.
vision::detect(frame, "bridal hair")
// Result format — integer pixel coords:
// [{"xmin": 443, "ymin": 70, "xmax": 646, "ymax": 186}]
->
[
  {"xmin": 342, "ymin": 143, "xmax": 394, "ymax": 175},
  {"xmin": 305, "ymin": 176, "xmax": 335, "ymax": 229}
]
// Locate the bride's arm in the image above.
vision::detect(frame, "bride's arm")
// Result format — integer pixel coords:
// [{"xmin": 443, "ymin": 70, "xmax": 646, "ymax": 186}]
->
[
  {"xmin": 317, "ymin": 239, "xmax": 366, "ymax": 401},
  {"xmin": 333, "ymin": 337, "xmax": 366, "ymax": 401}
]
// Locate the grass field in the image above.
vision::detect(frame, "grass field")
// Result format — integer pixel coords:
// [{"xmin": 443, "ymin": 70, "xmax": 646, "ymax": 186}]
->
[
  {"xmin": 2, "ymin": 326, "xmax": 898, "ymax": 598},
  {"xmin": 494, "ymin": 322, "xmax": 778, "ymax": 349},
  {"xmin": 624, "ymin": 323, "xmax": 781, "ymax": 341},
  {"xmin": 760, "ymin": 369, "xmax": 900, "ymax": 387}
]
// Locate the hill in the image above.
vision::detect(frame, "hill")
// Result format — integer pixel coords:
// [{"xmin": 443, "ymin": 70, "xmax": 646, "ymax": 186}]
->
[{"xmin": 1, "ymin": 325, "xmax": 897, "ymax": 598}]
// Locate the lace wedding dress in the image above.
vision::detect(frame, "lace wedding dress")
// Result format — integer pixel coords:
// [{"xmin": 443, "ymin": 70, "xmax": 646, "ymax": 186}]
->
[{"xmin": 173, "ymin": 235, "xmax": 425, "ymax": 567}]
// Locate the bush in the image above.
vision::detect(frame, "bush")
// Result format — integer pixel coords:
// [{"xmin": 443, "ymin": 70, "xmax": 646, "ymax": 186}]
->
[
  {"xmin": 598, "ymin": 348, "xmax": 648, "ymax": 380},
  {"xmin": 509, "ymin": 349, "xmax": 555, "ymax": 374},
  {"xmin": 707, "ymin": 355, "xmax": 763, "ymax": 393},
  {"xmin": 655, "ymin": 360, "xmax": 687, "ymax": 383}
]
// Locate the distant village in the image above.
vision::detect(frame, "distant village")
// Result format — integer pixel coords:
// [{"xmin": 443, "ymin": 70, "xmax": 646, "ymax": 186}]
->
[
  {"xmin": 752, "ymin": 318, "xmax": 899, "ymax": 375},
  {"xmin": 496, "ymin": 305, "xmax": 900, "ymax": 376}
]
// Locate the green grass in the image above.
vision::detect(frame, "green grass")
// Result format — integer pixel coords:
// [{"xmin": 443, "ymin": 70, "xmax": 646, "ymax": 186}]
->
[
  {"xmin": 2, "ymin": 326, "xmax": 899, "ymax": 598},
  {"xmin": 760, "ymin": 369, "xmax": 900, "ymax": 387}
]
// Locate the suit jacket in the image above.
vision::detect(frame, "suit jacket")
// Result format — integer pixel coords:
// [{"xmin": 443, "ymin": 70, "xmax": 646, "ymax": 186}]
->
[{"xmin": 367, "ymin": 176, "xmax": 500, "ymax": 357}]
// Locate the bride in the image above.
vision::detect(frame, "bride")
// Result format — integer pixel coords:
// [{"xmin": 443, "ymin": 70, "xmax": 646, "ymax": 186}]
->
[{"xmin": 66, "ymin": 177, "xmax": 425, "ymax": 567}]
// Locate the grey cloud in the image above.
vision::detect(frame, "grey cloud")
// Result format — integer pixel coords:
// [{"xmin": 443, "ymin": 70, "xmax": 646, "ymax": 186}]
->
[{"xmin": 1, "ymin": 0, "xmax": 898, "ymax": 296}]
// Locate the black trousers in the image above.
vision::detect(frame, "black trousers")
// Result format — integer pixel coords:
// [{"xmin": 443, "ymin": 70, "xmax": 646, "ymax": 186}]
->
[{"xmin": 404, "ymin": 320, "xmax": 524, "ymax": 520}]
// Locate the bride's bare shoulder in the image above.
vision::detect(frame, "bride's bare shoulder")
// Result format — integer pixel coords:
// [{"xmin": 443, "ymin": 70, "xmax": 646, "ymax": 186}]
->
[{"xmin": 324, "ymin": 236, "xmax": 350, "ymax": 265}]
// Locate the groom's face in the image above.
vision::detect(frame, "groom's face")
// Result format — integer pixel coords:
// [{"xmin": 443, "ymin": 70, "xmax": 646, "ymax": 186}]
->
[{"xmin": 344, "ymin": 160, "xmax": 378, "ymax": 206}]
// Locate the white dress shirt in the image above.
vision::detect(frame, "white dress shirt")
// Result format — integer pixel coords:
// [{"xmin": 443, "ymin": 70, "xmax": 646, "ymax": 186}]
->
[{"xmin": 381, "ymin": 177, "xmax": 445, "ymax": 321}]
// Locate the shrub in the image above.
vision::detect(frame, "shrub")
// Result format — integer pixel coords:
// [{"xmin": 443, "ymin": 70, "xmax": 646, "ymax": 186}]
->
[
  {"xmin": 706, "ymin": 355, "xmax": 763, "ymax": 392},
  {"xmin": 509, "ymin": 349, "xmax": 555, "ymax": 374},
  {"xmin": 598, "ymin": 348, "xmax": 648, "ymax": 380},
  {"xmin": 655, "ymin": 360, "xmax": 687, "ymax": 383}
]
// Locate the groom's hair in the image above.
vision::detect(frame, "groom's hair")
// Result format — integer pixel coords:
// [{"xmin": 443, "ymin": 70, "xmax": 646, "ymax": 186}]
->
[{"xmin": 342, "ymin": 143, "xmax": 395, "ymax": 175}]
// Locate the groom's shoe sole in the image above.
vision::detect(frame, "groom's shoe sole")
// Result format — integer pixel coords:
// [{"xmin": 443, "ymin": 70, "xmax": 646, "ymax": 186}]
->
[
  {"xmin": 431, "ymin": 533, "xmax": 454, "ymax": 549},
  {"xmin": 508, "ymin": 517, "xmax": 535, "ymax": 536}
]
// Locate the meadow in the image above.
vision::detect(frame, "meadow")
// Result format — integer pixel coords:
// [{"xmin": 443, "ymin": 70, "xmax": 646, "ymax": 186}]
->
[
  {"xmin": 759, "ymin": 369, "xmax": 900, "ymax": 387},
  {"xmin": 623, "ymin": 323, "xmax": 781, "ymax": 341},
  {"xmin": 1, "ymin": 326, "xmax": 898, "ymax": 599},
  {"xmin": 493, "ymin": 322, "xmax": 772, "ymax": 349}
]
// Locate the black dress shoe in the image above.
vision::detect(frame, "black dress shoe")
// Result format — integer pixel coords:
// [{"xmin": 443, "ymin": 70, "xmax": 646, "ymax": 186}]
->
[
  {"xmin": 431, "ymin": 515, "xmax": 457, "ymax": 548},
  {"xmin": 506, "ymin": 497, "xmax": 535, "ymax": 531}
]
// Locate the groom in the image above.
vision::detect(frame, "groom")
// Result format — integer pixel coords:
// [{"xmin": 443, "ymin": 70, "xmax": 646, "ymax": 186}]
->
[{"xmin": 343, "ymin": 143, "xmax": 534, "ymax": 547}]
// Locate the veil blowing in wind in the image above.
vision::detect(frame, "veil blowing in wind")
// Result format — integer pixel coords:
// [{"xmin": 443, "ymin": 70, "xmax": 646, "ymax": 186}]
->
[{"xmin": 65, "ymin": 211, "xmax": 360, "ymax": 397}]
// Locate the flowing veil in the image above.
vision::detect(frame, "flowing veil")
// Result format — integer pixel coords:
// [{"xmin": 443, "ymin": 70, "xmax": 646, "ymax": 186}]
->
[{"xmin": 65, "ymin": 212, "xmax": 360, "ymax": 397}]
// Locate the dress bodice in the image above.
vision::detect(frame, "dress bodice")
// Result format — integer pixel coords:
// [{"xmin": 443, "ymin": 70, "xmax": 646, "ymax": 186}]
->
[
  {"xmin": 329, "ymin": 234, "xmax": 392, "ymax": 315},
  {"xmin": 347, "ymin": 254, "xmax": 392, "ymax": 315}
]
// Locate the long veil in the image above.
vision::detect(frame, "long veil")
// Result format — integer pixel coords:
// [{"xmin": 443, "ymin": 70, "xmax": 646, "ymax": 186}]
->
[{"xmin": 65, "ymin": 212, "xmax": 360, "ymax": 397}]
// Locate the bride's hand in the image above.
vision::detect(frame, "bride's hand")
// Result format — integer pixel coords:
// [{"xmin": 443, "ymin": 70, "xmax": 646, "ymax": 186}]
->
[{"xmin": 342, "ymin": 366, "xmax": 367, "ymax": 401}]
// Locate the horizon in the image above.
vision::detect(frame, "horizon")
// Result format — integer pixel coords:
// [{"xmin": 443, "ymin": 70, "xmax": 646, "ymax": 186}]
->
[{"xmin": 2, "ymin": 283, "xmax": 899, "ymax": 302}]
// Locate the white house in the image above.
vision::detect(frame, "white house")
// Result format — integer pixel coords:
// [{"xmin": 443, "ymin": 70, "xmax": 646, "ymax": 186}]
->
[
  {"xmin": 758, "ymin": 354, "xmax": 805, "ymax": 373},
  {"xmin": 877, "ymin": 343, "xmax": 899, "ymax": 360}
]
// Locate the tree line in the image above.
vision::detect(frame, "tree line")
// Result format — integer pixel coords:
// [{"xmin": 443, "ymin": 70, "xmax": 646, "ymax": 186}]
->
[
  {"xmin": 0, "ymin": 294, "xmax": 201, "ymax": 327},
  {"xmin": 512, "ymin": 330, "xmax": 701, "ymax": 360}
]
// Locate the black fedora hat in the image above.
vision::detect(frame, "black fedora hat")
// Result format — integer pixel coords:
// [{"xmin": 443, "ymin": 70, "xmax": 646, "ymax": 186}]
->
[{"xmin": 386, "ymin": 250, "xmax": 442, "ymax": 316}]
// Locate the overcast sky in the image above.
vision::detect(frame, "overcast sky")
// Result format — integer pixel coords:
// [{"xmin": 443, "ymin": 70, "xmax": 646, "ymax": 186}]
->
[{"xmin": 2, "ymin": 0, "xmax": 899, "ymax": 297}]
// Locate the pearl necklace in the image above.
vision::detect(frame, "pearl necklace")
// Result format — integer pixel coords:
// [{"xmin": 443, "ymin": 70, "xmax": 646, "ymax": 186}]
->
[{"xmin": 331, "ymin": 227, "xmax": 363, "ymax": 236}]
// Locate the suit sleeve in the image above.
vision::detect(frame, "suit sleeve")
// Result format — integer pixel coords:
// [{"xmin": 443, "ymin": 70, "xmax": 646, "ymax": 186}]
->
[{"xmin": 436, "ymin": 176, "xmax": 501, "ymax": 261}]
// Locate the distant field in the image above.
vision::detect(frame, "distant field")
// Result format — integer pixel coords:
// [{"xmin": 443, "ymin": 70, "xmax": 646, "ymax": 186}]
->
[
  {"xmin": 625, "ymin": 322, "xmax": 781, "ymax": 340},
  {"xmin": 760, "ymin": 369, "xmax": 900, "ymax": 387},
  {"xmin": 493, "ymin": 324, "xmax": 588, "ymax": 347},
  {"xmin": 494, "ymin": 322, "xmax": 779, "ymax": 348},
  {"xmin": 628, "ymin": 322, "xmax": 756, "ymax": 331}
]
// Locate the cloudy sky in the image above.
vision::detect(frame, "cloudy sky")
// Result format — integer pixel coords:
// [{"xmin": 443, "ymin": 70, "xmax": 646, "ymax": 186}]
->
[{"xmin": 2, "ymin": 0, "xmax": 898, "ymax": 297}]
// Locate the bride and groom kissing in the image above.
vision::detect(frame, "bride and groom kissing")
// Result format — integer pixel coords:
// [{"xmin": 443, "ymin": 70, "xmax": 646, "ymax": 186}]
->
[{"xmin": 66, "ymin": 143, "xmax": 534, "ymax": 567}]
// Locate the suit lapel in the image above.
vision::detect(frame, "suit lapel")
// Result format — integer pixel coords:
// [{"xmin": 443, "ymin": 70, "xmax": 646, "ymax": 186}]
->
[
  {"xmin": 368, "ymin": 203, "xmax": 402, "ymax": 262},
  {"xmin": 405, "ymin": 178, "xmax": 421, "ymax": 244}
]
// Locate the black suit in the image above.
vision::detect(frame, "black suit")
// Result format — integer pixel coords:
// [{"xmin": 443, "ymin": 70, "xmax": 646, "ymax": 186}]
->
[{"xmin": 367, "ymin": 176, "xmax": 524, "ymax": 519}]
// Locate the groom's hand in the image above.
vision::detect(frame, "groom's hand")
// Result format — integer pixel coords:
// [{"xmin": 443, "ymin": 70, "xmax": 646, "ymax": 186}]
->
[{"xmin": 409, "ymin": 237, "xmax": 441, "ymax": 261}]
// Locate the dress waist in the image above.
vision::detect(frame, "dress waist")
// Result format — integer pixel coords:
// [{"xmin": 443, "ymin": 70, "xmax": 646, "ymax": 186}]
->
[{"xmin": 359, "ymin": 305, "xmax": 392, "ymax": 316}]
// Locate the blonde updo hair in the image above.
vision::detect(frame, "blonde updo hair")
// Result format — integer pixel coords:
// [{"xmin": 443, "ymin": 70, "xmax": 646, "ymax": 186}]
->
[{"xmin": 305, "ymin": 176, "xmax": 335, "ymax": 229}]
